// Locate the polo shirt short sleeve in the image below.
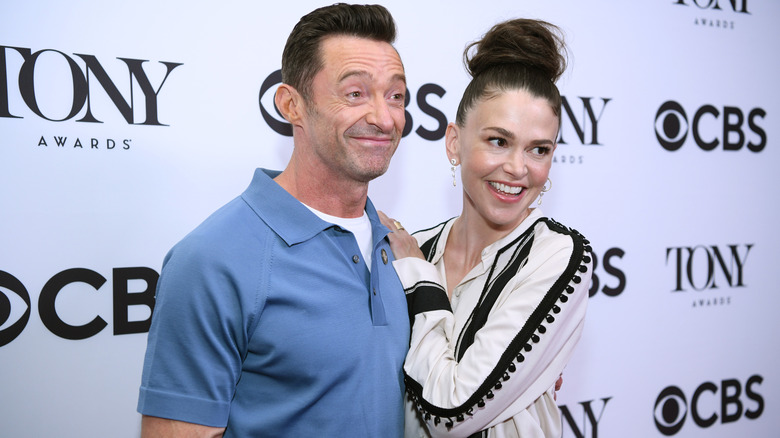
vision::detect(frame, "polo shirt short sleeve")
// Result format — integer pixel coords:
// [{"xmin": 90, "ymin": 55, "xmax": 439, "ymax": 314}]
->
[{"xmin": 138, "ymin": 168, "xmax": 410, "ymax": 437}]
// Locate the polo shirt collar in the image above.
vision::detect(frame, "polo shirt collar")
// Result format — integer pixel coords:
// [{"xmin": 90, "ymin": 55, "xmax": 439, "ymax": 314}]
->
[
  {"xmin": 242, "ymin": 168, "xmax": 390, "ymax": 247},
  {"xmin": 365, "ymin": 196, "xmax": 392, "ymax": 249}
]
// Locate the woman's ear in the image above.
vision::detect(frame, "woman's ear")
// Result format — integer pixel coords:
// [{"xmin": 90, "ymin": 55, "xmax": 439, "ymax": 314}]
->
[{"xmin": 445, "ymin": 122, "xmax": 461, "ymax": 165}]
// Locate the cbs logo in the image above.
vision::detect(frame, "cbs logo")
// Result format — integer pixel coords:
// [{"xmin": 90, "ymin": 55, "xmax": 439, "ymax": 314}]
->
[
  {"xmin": 654, "ymin": 375, "xmax": 763, "ymax": 435},
  {"xmin": 0, "ymin": 268, "xmax": 157, "ymax": 346},
  {"xmin": 655, "ymin": 100, "xmax": 766, "ymax": 152}
]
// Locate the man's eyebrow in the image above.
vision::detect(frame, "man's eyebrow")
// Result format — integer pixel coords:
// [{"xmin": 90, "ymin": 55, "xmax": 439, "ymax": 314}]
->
[
  {"xmin": 392, "ymin": 72, "xmax": 407, "ymax": 85},
  {"xmin": 338, "ymin": 70, "xmax": 370, "ymax": 82},
  {"xmin": 338, "ymin": 70, "xmax": 407, "ymax": 85}
]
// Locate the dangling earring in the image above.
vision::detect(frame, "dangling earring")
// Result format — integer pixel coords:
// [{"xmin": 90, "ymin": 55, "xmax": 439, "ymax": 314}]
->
[
  {"xmin": 450, "ymin": 159, "xmax": 458, "ymax": 187},
  {"xmin": 538, "ymin": 178, "xmax": 552, "ymax": 205}
]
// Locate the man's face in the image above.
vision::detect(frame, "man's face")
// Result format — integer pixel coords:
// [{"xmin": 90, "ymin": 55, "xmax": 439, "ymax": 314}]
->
[{"xmin": 300, "ymin": 35, "xmax": 406, "ymax": 184}]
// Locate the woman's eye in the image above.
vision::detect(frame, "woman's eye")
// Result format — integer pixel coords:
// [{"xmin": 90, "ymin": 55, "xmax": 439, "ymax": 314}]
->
[
  {"xmin": 531, "ymin": 146, "xmax": 552, "ymax": 155},
  {"xmin": 488, "ymin": 137, "xmax": 507, "ymax": 147}
]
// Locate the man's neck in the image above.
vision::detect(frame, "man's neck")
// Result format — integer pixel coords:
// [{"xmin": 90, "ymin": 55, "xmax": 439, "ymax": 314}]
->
[{"xmin": 274, "ymin": 165, "xmax": 369, "ymax": 218}]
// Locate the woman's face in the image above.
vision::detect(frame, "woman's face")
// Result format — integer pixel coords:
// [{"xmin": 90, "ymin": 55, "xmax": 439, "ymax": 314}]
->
[{"xmin": 448, "ymin": 89, "xmax": 558, "ymax": 232}]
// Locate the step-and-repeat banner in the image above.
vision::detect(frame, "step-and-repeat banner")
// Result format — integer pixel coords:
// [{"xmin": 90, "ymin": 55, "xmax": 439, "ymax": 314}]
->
[{"xmin": 1, "ymin": 1, "xmax": 778, "ymax": 437}]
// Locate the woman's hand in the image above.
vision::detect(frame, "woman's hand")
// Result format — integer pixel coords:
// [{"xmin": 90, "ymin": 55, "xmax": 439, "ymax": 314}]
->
[{"xmin": 377, "ymin": 211, "xmax": 426, "ymax": 261}]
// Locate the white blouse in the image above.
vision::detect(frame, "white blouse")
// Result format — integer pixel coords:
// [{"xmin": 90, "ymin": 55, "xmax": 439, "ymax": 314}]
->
[{"xmin": 394, "ymin": 209, "xmax": 592, "ymax": 438}]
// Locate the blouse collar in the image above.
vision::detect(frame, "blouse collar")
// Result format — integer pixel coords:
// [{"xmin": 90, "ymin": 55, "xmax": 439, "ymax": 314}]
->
[{"xmin": 430, "ymin": 208, "xmax": 545, "ymax": 276}]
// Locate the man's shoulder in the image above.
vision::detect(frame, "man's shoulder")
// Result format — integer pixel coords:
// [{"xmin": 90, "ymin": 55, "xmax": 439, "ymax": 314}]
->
[{"xmin": 167, "ymin": 196, "xmax": 272, "ymax": 264}]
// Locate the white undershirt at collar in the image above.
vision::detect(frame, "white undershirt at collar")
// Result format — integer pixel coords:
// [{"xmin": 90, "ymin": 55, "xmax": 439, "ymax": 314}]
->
[{"xmin": 303, "ymin": 204, "xmax": 373, "ymax": 272}]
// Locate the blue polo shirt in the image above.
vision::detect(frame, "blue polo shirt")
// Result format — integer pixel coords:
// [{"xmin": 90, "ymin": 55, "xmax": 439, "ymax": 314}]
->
[{"xmin": 138, "ymin": 168, "xmax": 410, "ymax": 437}]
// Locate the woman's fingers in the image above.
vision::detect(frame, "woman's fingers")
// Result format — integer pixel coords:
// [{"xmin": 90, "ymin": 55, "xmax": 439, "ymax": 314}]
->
[{"xmin": 377, "ymin": 210, "xmax": 424, "ymax": 260}]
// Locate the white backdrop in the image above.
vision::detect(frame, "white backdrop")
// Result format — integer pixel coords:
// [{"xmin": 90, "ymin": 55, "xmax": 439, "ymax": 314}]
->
[{"xmin": 1, "ymin": 1, "xmax": 778, "ymax": 437}]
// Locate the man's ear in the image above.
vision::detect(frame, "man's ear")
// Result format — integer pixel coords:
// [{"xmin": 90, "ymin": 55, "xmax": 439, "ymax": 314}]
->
[{"xmin": 274, "ymin": 83, "xmax": 305, "ymax": 126}]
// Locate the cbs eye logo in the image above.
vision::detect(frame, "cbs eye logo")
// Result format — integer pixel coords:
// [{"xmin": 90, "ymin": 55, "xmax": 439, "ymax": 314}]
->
[
  {"xmin": 654, "ymin": 100, "xmax": 766, "ymax": 152},
  {"xmin": 654, "ymin": 376, "xmax": 763, "ymax": 436},
  {"xmin": 654, "ymin": 386, "xmax": 688, "ymax": 435},
  {"xmin": 0, "ymin": 268, "xmax": 158, "ymax": 346},
  {"xmin": 0, "ymin": 271, "xmax": 32, "ymax": 347}
]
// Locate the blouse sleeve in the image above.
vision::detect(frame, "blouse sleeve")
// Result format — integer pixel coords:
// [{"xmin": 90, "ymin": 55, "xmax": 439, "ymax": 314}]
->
[{"xmin": 394, "ymin": 225, "xmax": 592, "ymax": 437}]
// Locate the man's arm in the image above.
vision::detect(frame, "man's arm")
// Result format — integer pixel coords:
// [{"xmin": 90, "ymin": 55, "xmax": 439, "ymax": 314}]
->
[{"xmin": 141, "ymin": 415, "xmax": 225, "ymax": 438}]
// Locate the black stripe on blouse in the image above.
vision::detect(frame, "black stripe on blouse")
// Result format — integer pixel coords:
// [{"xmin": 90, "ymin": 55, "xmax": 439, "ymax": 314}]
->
[{"xmin": 406, "ymin": 281, "xmax": 452, "ymax": 316}]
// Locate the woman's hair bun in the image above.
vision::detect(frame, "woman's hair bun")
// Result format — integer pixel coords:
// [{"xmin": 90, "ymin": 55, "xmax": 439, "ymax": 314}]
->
[{"xmin": 464, "ymin": 19, "xmax": 566, "ymax": 84}]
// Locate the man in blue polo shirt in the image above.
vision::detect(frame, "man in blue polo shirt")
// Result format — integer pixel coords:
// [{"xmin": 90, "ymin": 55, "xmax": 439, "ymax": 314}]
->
[{"xmin": 137, "ymin": 4, "xmax": 410, "ymax": 437}]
